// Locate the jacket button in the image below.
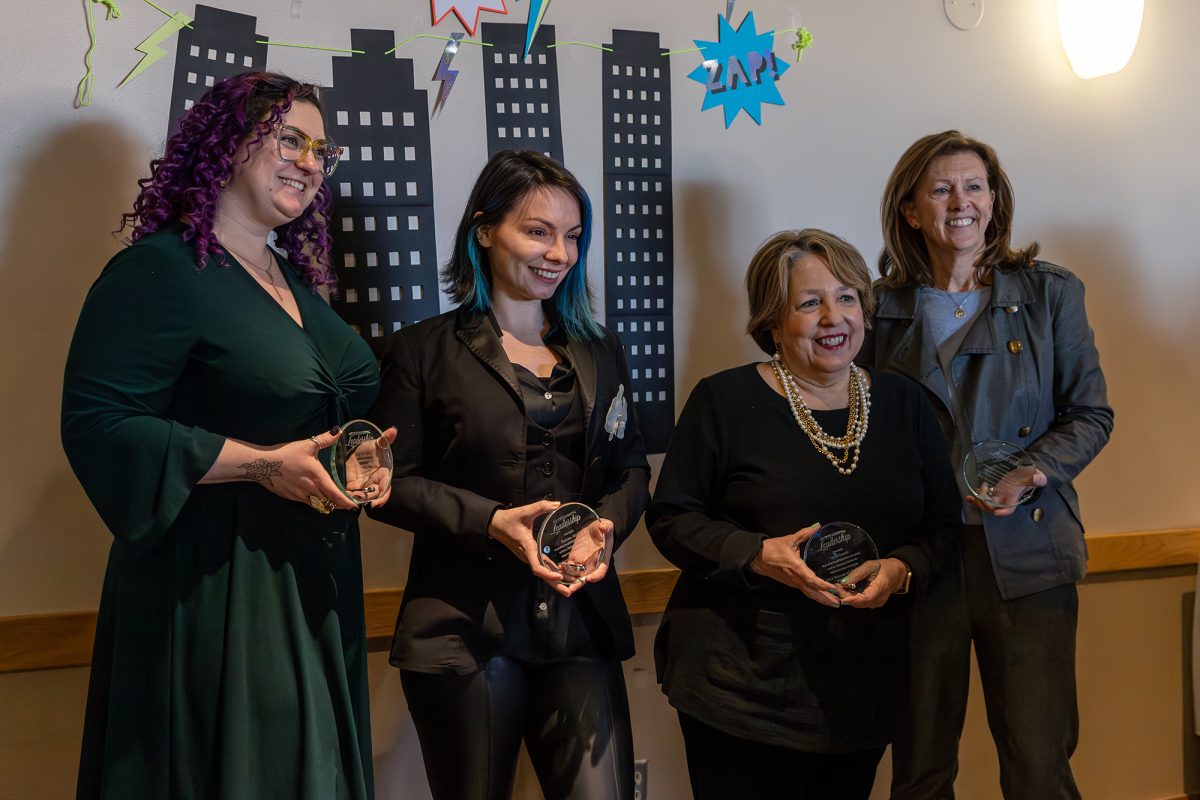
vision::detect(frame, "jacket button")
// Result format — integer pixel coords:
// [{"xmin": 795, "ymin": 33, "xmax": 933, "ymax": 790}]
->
[
  {"xmin": 542, "ymin": 432, "xmax": 553, "ymax": 446},
  {"xmin": 1005, "ymin": 305, "xmax": 1019, "ymax": 314},
  {"xmin": 1018, "ymin": 426, "xmax": 1032, "ymax": 437},
  {"xmin": 543, "ymin": 391, "xmax": 553, "ymax": 401},
  {"xmin": 542, "ymin": 462, "xmax": 554, "ymax": 476},
  {"xmin": 1031, "ymin": 508, "xmax": 1044, "ymax": 522},
  {"xmin": 1008, "ymin": 340, "xmax": 1023, "ymax": 354}
]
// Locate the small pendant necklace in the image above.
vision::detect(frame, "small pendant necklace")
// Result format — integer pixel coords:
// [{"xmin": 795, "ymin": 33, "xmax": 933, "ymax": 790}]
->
[
  {"xmin": 946, "ymin": 288, "xmax": 977, "ymax": 318},
  {"xmin": 955, "ymin": 291, "xmax": 974, "ymax": 319},
  {"xmin": 230, "ymin": 244, "xmax": 284, "ymax": 303}
]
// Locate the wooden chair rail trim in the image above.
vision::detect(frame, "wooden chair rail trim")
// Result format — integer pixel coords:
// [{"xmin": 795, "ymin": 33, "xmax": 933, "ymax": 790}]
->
[{"xmin": 2, "ymin": 527, "xmax": 1196, "ymax": 675}]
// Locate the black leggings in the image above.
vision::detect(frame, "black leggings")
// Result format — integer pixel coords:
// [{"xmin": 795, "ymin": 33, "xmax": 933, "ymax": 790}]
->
[
  {"xmin": 678, "ymin": 712, "xmax": 885, "ymax": 800},
  {"xmin": 401, "ymin": 656, "xmax": 634, "ymax": 800}
]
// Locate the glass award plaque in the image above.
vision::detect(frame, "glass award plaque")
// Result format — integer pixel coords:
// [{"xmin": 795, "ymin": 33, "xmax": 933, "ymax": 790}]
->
[
  {"xmin": 328, "ymin": 419, "xmax": 394, "ymax": 505},
  {"xmin": 801, "ymin": 522, "xmax": 879, "ymax": 591},
  {"xmin": 962, "ymin": 440, "xmax": 1037, "ymax": 508},
  {"xmin": 534, "ymin": 502, "xmax": 608, "ymax": 582}
]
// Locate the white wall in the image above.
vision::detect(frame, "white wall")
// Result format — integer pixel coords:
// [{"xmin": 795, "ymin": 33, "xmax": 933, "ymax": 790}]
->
[{"xmin": 2, "ymin": 0, "xmax": 1198, "ymax": 797}]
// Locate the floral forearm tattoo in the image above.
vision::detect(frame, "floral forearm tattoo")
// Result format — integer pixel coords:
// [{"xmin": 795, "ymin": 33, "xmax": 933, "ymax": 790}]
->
[{"xmin": 240, "ymin": 458, "xmax": 283, "ymax": 487}]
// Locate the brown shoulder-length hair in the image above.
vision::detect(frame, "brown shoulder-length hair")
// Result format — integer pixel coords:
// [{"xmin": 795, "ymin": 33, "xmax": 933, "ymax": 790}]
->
[
  {"xmin": 745, "ymin": 229, "xmax": 875, "ymax": 356},
  {"xmin": 878, "ymin": 130, "xmax": 1039, "ymax": 289}
]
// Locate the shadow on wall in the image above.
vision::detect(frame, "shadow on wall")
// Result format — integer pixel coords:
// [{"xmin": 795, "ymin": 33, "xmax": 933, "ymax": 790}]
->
[
  {"xmin": 0, "ymin": 120, "xmax": 142, "ymax": 613},
  {"xmin": 1041, "ymin": 224, "xmax": 1200, "ymax": 533},
  {"xmin": 674, "ymin": 181, "xmax": 758, "ymax": 400}
]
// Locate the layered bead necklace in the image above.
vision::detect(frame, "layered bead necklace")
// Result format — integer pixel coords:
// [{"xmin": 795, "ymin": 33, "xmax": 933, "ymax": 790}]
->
[{"xmin": 770, "ymin": 356, "xmax": 871, "ymax": 475}]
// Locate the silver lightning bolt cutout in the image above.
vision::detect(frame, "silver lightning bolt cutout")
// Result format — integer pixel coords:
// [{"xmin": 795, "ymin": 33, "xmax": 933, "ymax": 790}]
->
[{"xmin": 432, "ymin": 32, "xmax": 465, "ymax": 117}]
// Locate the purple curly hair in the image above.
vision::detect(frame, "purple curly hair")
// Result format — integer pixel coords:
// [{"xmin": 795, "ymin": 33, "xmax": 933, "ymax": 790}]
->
[{"xmin": 119, "ymin": 71, "xmax": 337, "ymax": 292}]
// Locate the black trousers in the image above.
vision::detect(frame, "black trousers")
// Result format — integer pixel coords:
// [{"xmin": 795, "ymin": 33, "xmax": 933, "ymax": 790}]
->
[
  {"xmin": 678, "ymin": 712, "xmax": 885, "ymax": 800},
  {"xmin": 401, "ymin": 656, "xmax": 634, "ymax": 800},
  {"xmin": 891, "ymin": 525, "xmax": 1081, "ymax": 800}
]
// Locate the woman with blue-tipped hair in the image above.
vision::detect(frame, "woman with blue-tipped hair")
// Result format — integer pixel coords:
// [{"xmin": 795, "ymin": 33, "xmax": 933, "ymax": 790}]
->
[{"xmin": 368, "ymin": 150, "xmax": 650, "ymax": 800}]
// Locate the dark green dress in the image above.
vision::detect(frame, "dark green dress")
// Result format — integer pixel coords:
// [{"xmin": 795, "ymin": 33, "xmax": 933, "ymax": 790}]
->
[{"xmin": 62, "ymin": 225, "xmax": 379, "ymax": 800}]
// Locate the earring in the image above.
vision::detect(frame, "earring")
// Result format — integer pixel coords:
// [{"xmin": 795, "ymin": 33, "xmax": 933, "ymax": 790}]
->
[{"xmin": 219, "ymin": 178, "xmax": 228, "ymax": 189}]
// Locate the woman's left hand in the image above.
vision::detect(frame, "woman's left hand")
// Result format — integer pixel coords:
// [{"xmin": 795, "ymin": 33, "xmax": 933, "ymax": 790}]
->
[
  {"xmin": 838, "ymin": 558, "xmax": 909, "ymax": 609},
  {"xmin": 360, "ymin": 426, "xmax": 398, "ymax": 509},
  {"xmin": 560, "ymin": 518, "xmax": 616, "ymax": 592},
  {"xmin": 965, "ymin": 466, "xmax": 1047, "ymax": 517}
]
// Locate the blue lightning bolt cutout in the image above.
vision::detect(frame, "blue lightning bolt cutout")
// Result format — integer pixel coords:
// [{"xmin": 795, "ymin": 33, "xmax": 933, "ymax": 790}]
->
[
  {"xmin": 523, "ymin": 0, "xmax": 551, "ymax": 58},
  {"xmin": 686, "ymin": 12, "xmax": 790, "ymax": 128},
  {"xmin": 118, "ymin": 11, "xmax": 193, "ymax": 87},
  {"xmin": 432, "ymin": 32, "xmax": 465, "ymax": 117}
]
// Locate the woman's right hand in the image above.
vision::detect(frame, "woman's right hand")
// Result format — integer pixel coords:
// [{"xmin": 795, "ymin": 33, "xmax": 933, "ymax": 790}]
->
[
  {"xmin": 201, "ymin": 428, "xmax": 358, "ymax": 511},
  {"xmin": 261, "ymin": 429, "xmax": 360, "ymax": 511},
  {"xmin": 488, "ymin": 500, "xmax": 584, "ymax": 597},
  {"xmin": 749, "ymin": 523, "xmax": 843, "ymax": 608}
]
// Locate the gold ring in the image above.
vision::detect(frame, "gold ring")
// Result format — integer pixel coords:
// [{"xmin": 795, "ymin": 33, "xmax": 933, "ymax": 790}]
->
[
  {"xmin": 308, "ymin": 436, "xmax": 321, "ymax": 448},
  {"xmin": 306, "ymin": 494, "xmax": 334, "ymax": 514}
]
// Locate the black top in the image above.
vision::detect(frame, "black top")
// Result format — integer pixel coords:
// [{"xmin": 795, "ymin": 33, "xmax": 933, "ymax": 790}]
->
[
  {"xmin": 367, "ymin": 306, "xmax": 651, "ymax": 674},
  {"xmin": 501, "ymin": 344, "xmax": 609, "ymax": 661},
  {"xmin": 648, "ymin": 364, "xmax": 961, "ymax": 754}
]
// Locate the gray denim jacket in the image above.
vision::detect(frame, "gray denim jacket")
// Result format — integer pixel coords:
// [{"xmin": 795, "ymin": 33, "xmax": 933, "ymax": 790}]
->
[{"xmin": 860, "ymin": 261, "xmax": 1114, "ymax": 599}]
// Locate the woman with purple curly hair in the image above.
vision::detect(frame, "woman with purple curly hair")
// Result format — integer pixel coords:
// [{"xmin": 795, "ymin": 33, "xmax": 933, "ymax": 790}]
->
[{"xmin": 62, "ymin": 71, "xmax": 391, "ymax": 799}]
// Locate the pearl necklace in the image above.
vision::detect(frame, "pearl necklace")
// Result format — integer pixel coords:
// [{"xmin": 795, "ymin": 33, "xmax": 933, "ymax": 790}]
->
[{"xmin": 770, "ymin": 357, "xmax": 871, "ymax": 475}]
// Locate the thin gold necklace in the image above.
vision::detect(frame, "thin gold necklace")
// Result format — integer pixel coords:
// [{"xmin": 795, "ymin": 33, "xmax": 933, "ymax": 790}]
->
[
  {"xmin": 770, "ymin": 357, "xmax": 871, "ymax": 475},
  {"xmin": 228, "ymin": 243, "xmax": 284, "ymax": 303}
]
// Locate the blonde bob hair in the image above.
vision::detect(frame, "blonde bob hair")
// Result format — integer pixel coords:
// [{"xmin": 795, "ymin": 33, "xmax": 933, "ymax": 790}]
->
[
  {"xmin": 745, "ymin": 229, "xmax": 875, "ymax": 356},
  {"xmin": 878, "ymin": 130, "xmax": 1039, "ymax": 289}
]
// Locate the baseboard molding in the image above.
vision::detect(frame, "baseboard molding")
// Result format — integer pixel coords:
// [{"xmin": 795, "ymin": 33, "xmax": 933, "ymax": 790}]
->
[{"xmin": 3, "ymin": 527, "xmax": 1197, "ymax": 675}]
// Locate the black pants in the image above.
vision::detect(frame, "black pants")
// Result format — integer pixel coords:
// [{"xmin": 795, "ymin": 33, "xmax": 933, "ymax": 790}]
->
[
  {"xmin": 401, "ymin": 656, "xmax": 633, "ymax": 800},
  {"xmin": 892, "ymin": 525, "xmax": 1081, "ymax": 800},
  {"xmin": 678, "ymin": 712, "xmax": 885, "ymax": 800}
]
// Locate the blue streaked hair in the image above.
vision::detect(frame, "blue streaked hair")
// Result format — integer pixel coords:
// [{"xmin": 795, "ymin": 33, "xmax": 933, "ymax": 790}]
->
[{"xmin": 444, "ymin": 150, "xmax": 602, "ymax": 341}]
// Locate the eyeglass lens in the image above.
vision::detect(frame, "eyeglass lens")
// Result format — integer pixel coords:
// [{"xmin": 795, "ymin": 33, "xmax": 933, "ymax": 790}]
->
[{"xmin": 276, "ymin": 125, "xmax": 341, "ymax": 176}]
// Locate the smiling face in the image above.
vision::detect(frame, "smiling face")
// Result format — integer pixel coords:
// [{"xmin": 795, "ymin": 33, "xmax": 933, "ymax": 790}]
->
[
  {"xmin": 477, "ymin": 186, "xmax": 582, "ymax": 304},
  {"xmin": 772, "ymin": 252, "xmax": 865, "ymax": 383},
  {"xmin": 902, "ymin": 150, "xmax": 995, "ymax": 270},
  {"xmin": 221, "ymin": 100, "xmax": 325, "ymax": 231}
]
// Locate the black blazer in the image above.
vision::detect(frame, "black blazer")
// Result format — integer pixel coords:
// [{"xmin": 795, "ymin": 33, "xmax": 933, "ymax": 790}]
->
[{"xmin": 368, "ymin": 306, "xmax": 651, "ymax": 672}]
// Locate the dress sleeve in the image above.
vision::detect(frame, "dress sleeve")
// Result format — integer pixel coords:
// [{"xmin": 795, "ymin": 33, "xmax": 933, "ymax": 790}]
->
[
  {"xmin": 885, "ymin": 384, "xmax": 963, "ymax": 594},
  {"xmin": 1027, "ymin": 272, "xmax": 1114, "ymax": 487},
  {"xmin": 647, "ymin": 378, "xmax": 767, "ymax": 590},
  {"xmin": 366, "ymin": 330, "xmax": 501, "ymax": 548},
  {"xmin": 61, "ymin": 244, "xmax": 226, "ymax": 550},
  {"xmin": 590, "ymin": 331, "xmax": 650, "ymax": 550}
]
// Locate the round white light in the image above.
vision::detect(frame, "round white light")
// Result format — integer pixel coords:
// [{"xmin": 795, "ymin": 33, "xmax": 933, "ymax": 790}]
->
[{"xmin": 1058, "ymin": 0, "xmax": 1144, "ymax": 79}]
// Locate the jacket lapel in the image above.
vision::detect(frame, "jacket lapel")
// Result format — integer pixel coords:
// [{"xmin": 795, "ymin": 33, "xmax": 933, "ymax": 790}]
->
[{"xmin": 455, "ymin": 307, "xmax": 524, "ymax": 411}]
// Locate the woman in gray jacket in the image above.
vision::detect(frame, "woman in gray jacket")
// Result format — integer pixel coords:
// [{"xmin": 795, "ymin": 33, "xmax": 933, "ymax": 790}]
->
[{"xmin": 862, "ymin": 130, "xmax": 1113, "ymax": 800}]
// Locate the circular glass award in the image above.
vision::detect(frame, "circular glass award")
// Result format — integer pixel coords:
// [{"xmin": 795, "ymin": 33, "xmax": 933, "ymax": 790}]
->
[
  {"xmin": 534, "ymin": 502, "xmax": 608, "ymax": 582},
  {"xmin": 801, "ymin": 522, "xmax": 879, "ymax": 590},
  {"xmin": 962, "ymin": 440, "xmax": 1037, "ymax": 508},
  {"xmin": 328, "ymin": 419, "xmax": 394, "ymax": 505}
]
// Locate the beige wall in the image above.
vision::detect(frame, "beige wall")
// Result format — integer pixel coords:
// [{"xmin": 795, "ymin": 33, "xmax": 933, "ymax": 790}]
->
[{"xmin": 2, "ymin": 0, "xmax": 1199, "ymax": 797}]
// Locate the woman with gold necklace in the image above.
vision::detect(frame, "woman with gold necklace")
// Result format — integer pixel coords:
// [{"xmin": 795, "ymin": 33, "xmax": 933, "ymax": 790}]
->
[
  {"xmin": 647, "ymin": 229, "xmax": 962, "ymax": 799},
  {"xmin": 866, "ymin": 131, "xmax": 1113, "ymax": 800}
]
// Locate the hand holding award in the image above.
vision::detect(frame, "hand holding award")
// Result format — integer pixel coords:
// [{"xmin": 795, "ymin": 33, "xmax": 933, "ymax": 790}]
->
[
  {"xmin": 962, "ymin": 440, "xmax": 1043, "ymax": 511},
  {"xmin": 325, "ymin": 420, "xmax": 394, "ymax": 505}
]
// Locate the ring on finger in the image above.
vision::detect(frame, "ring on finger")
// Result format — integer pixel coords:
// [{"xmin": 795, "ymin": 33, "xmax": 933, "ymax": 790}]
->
[
  {"xmin": 308, "ymin": 436, "xmax": 321, "ymax": 449},
  {"xmin": 306, "ymin": 494, "xmax": 334, "ymax": 514}
]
